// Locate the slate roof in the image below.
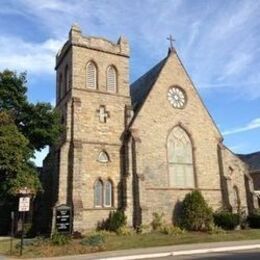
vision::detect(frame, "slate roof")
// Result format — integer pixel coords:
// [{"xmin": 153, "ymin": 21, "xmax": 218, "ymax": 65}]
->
[
  {"xmin": 238, "ymin": 151, "xmax": 260, "ymax": 172},
  {"xmin": 130, "ymin": 56, "xmax": 168, "ymax": 112}
]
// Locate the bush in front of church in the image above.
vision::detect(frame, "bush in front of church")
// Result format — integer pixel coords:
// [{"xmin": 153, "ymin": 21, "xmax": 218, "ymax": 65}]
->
[
  {"xmin": 98, "ymin": 210, "xmax": 127, "ymax": 232},
  {"xmin": 213, "ymin": 210, "xmax": 240, "ymax": 230},
  {"xmin": 247, "ymin": 209, "xmax": 260, "ymax": 228},
  {"xmin": 179, "ymin": 190, "xmax": 213, "ymax": 231}
]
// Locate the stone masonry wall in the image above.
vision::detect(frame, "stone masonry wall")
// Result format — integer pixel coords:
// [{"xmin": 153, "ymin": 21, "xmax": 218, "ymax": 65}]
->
[{"xmin": 130, "ymin": 52, "xmax": 223, "ymax": 225}]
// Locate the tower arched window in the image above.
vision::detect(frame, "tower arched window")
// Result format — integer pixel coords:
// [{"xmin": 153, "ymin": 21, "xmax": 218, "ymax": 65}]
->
[
  {"xmin": 64, "ymin": 65, "xmax": 69, "ymax": 92},
  {"xmin": 58, "ymin": 73, "xmax": 63, "ymax": 100},
  {"xmin": 93, "ymin": 179, "xmax": 113, "ymax": 208},
  {"xmin": 86, "ymin": 61, "xmax": 97, "ymax": 89},
  {"xmin": 104, "ymin": 180, "xmax": 113, "ymax": 207},
  {"xmin": 167, "ymin": 126, "xmax": 195, "ymax": 188},
  {"xmin": 106, "ymin": 65, "xmax": 117, "ymax": 93},
  {"xmin": 94, "ymin": 179, "xmax": 103, "ymax": 207}
]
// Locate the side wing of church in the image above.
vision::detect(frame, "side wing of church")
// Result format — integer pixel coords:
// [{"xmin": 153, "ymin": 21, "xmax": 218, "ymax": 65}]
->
[{"xmin": 40, "ymin": 25, "xmax": 257, "ymax": 232}]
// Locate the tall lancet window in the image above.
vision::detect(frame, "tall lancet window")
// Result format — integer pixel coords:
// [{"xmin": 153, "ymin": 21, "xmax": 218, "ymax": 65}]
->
[
  {"xmin": 58, "ymin": 73, "xmax": 63, "ymax": 100},
  {"xmin": 94, "ymin": 179, "xmax": 103, "ymax": 207},
  {"xmin": 86, "ymin": 61, "xmax": 97, "ymax": 89},
  {"xmin": 106, "ymin": 65, "xmax": 117, "ymax": 93},
  {"xmin": 64, "ymin": 65, "xmax": 69, "ymax": 92},
  {"xmin": 104, "ymin": 180, "xmax": 113, "ymax": 207},
  {"xmin": 167, "ymin": 126, "xmax": 195, "ymax": 188}
]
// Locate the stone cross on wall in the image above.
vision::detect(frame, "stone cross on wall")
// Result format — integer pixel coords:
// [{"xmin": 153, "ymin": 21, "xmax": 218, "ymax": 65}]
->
[{"xmin": 97, "ymin": 105, "xmax": 109, "ymax": 123}]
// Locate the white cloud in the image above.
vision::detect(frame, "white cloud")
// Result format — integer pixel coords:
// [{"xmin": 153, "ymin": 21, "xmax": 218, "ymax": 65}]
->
[
  {"xmin": 219, "ymin": 52, "xmax": 254, "ymax": 80},
  {"xmin": 223, "ymin": 118, "xmax": 260, "ymax": 136},
  {"xmin": 0, "ymin": 37, "xmax": 64, "ymax": 74},
  {"xmin": 1, "ymin": 0, "xmax": 260, "ymax": 99}
]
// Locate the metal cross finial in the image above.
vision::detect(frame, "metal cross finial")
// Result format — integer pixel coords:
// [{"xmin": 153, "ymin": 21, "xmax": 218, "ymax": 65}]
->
[
  {"xmin": 97, "ymin": 105, "xmax": 109, "ymax": 123},
  {"xmin": 167, "ymin": 34, "xmax": 175, "ymax": 50}
]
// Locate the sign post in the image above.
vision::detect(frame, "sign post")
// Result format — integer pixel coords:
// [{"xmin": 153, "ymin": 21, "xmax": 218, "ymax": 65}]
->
[
  {"xmin": 18, "ymin": 187, "xmax": 31, "ymax": 256},
  {"xmin": 10, "ymin": 211, "xmax": 15, "ymax": 254},
  {"xmin": 55, "ymin": 205, "xmax": 72, "ymax": 234}
]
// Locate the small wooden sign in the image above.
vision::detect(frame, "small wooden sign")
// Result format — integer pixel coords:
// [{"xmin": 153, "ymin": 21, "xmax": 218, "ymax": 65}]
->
[
  {"xmin": 55, "ymin": 204, "xmax": 72, "ymax": 233},
  {"xmin": 18, "ymin": 197, "xmax": 30, "ymax": 212}
]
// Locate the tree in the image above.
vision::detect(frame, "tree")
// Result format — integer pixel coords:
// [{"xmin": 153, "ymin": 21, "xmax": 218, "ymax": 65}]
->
[
  {"xmin": 0, "ymin": 70, "xmax": 61, "ymax": 235},
  {"xmin": 0, "ymin": 70, "xmax": 62, "ymax": 151},
  {"xmin": 0, "ymin": 112, "xmax": 41, "ymax": 200},
  {"xmin": 0, "ymin": 70, "xmax": 62, "ymax": 195}
]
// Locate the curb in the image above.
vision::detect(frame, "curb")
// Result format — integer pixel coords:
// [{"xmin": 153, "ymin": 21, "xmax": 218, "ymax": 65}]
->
[{"xmin": 98, "ymin": 244, "xmax": 260, "ymax": 260}]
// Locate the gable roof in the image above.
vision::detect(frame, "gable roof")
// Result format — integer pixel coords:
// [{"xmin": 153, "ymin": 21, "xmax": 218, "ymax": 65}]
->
[
  {"xmin": 129, "ymin": 49, "xmax": 222, "ymax": 138},
  {"xmin": 238, "ymin": 151, "xmax": 260, "ymax": 173},
  {"xmin": 130, "ymin": 56, "xmax": 168, "ymax": 112}
]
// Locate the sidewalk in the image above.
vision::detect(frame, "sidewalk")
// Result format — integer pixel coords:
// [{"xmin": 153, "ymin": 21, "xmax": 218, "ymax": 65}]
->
[{"xmin": 18, "ymin": 239, "xmax": 260, "ymax": 260}]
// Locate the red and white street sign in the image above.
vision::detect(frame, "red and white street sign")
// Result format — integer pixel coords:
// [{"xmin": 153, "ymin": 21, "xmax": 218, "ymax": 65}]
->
[{"xmin": 18, "ymin": 197, "xmax": 30, "ymax": 212}]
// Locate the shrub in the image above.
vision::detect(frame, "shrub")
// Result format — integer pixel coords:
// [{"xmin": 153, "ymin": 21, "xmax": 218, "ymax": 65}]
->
[
  {"xmin": 151, "ymin": 212, "xmax": 165, "ymax": 231},
  {"xmin": 213, "ymin": 211, "xmax": 240, "ymax": 230},
  {"xmin": 99, "ymin": 210, "xmax": 127, "ymax": 232},
  {"xmin": 51, "ymin": 232, "xmax": 71, "ymax": 246},
  {"xmin": 179, "ymin": 190, "xmax": 213, "ymax": 231},
  {"xmin": 80, "ymin": 233, "xmax": 105, "ymax": 247},
  {"xmin": 208, "ymin": 224, "xmax": 226, "ymax": 234},
  {"xmin": 116, "ymin": 225, "xmax": 134, "ymax": 236},
  {"xmin": 248, "ymin": 210, "xmax": 260, "ymax": 228},
  {"xmin": 136, "ymin": 224, "xmax": 152, "ymax": 234},
  {"xmin": 160, "ymin": 224, "xmax": 185, "ymax": 235}
]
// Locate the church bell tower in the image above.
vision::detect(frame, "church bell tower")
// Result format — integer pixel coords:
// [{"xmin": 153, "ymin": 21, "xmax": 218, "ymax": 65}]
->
[{"xmin": 54, "ymin": 24, "xmax": 132, "ymax": 231}]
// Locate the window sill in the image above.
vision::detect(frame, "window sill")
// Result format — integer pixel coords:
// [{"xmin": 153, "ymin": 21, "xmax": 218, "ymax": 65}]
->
[
  {"xmin": 146, "ymin": 187, "xmax": 195, "ymax": 190},
  {"xmin": 84, "ymin": 207, "xmax": 116, "ymax": 211}
]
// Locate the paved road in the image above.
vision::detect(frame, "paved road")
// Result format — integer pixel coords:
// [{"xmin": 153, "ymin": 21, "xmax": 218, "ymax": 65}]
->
[{"xmin": 151, "ymin": 249, "xmax": 260, "ymax": 259}]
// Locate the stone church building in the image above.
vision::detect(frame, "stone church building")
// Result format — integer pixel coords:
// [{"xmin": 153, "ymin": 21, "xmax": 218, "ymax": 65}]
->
[{"xmin": 41, "ymin": 25, "xmax": 257, "ymax": 232}]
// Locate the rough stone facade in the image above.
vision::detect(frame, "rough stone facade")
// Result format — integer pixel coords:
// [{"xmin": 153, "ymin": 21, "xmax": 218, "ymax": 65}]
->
[{"xmin": 42, "ymin": 25, "xmax": 257, "ymax": 232}]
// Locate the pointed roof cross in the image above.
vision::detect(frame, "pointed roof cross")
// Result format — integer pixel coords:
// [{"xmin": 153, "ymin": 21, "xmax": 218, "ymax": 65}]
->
[{"xmin": 167, "ymin": 34, "xmax": 176, "ymax": 52}]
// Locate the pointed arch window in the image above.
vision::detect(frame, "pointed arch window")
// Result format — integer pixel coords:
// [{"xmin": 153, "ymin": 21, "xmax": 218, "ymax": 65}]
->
[
  {"xmin": 106, "ymin": 65, "xmax": 117, "ymax": 93},
  {"xmin": 94, "ymin": 179, "xmax": 113, "ymax": 207},
  {"xmin": 86, "ymin": 61, "xmax": 97, "ymax": 89},
  {"xmin": 104, "ymin": 180, "xmax": 113, "ymax": 207},
  {"xmin": 58, "ymin": 73, "xmax": 63, "ymax": 100},
  {"xmin": 94, "ymin": 179, "xmax": 103, "ymax": 207},
  {"xmin": 233, "ymin": 185, "xmax": 241, "ymax": 213},
  {"xmin": 167, "ymin": 126, "xmax": 195, "ymax": 188},
  {"xmin": 64, "ymin": 65, "xmax": 69, "ymax": 92}
]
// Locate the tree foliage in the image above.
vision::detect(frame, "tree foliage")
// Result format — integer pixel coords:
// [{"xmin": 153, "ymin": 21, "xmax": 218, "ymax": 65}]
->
[
  {"xmin": 0, "ymin": 112, "xmax": 41, "ymax": 198},
  {"xmin": 0, "ymin": 70, "xmax": 62, "ymax": 151},
  {"xmin": 0, "ymin": 70, "xmax": 62, "ymax": 198}
]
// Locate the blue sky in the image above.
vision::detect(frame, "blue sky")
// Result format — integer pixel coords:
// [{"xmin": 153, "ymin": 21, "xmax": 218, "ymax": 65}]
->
[{"xmin": 0, "ymin": 0, "xmax": 259, "ymax": 166}]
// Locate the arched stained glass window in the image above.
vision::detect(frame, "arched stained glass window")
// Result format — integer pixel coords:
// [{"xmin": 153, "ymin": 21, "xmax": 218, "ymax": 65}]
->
[
  {"xmin": 104, "ymin": 180, "xmax": 112, "ymax": 207},
  {"xmin": 167, "ymin": 126, "xmax": 194, "ymax": 188},
  {"xmin": 106, "ymin": 65, "xmax": 117, "ymax": 93},
  {"xmin": 93, "ymin": 179, "xmax": 113, "ymax": 208},
  {"xmin": 86, "ymin": 61, "xmax": 97, "ymax": 89},
  {"xmin": 94, "ymin": 179, "xmax": 103, "ymax": 207}
]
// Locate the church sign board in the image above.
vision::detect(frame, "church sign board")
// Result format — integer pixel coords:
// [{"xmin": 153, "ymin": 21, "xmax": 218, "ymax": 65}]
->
[{"xmin": 55, "ymin": 205, "xmax": 72, "ymax": 234}]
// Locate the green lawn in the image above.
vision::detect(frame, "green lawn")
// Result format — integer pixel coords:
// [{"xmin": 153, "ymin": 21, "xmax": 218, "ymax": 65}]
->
[{"xmin": 1, "ymin": 229, "xmax": 260, "ymax": 258}]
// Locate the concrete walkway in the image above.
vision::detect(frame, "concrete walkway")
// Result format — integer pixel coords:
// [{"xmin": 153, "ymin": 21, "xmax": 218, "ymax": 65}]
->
[
  {"xmin": 0, "ymin": 237, "xmax": 10, "ymax": 241},
  {"xmin": 16, "ymin": 239, "xmax": 260, "ymax": 260}
]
